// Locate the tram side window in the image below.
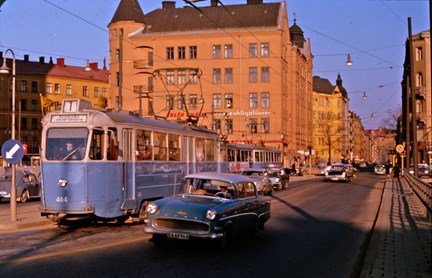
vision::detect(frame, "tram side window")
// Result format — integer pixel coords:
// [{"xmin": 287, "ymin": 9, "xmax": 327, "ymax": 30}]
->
[
  {"xmin": 136, "ymin": 129, "xmax": 152, "ymax": 160},
  {"xmin": 205, "ymin": 139, "xmax": 214, "ymax": 161},
  {"xmin": 168, "ymin": 134, "xmax": 180, "ymax": 161},
  {"xmin": 255, "ymin": 151, "xmax": 260, "ymax": 162},
  {"xmin": 89, "ymin": 129, "xmax": 104, "ymax": 160},
  {"xmin": 196, "ymin": 138, "xmax": 205, "ymax": 161},
  {"xmin": 154, "ymin": 132, "xmax": 167, "ymax": 161},
  {"xmin": 107, "ymin": 128, "xmax": 118, "ymax": 161},
  {"xmin": 227, "ymin": 149, "xmax": 235, "ymax": 162}
]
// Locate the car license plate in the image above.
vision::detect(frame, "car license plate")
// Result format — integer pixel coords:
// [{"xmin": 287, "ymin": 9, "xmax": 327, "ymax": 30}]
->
[{"xmin": 167, "ymin": 232, "xmax": 190, "ymax": 240}]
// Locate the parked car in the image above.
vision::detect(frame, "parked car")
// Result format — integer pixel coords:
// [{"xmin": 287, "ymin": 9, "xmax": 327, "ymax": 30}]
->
[
  {"xmin": 144, "ymin": 172, "xmax": 271, "ymax": 247},
  {"xmin": 374, "ymin": 164, "xmax": 386, "ymax": 175},
  {"xmin": 0, "ymin": 170, "xmax": 41, "ymax": 203},
  {"xmin": 408, "ymin": 164, "xmax": 430, "ymax": 177},
  {"xmin": 324, "ymin": 163, "xmax": 355, "ymax": 182},
  {"xmin": 266, "ymin": 167, "xmax": 289, "ymax": 190},
  {"xmin": 240, "ymin": 168, "xmax": 273, "ymax": 196}
]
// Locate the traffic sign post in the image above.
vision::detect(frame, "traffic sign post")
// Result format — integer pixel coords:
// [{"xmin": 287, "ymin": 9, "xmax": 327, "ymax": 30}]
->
[{"xmin": 1, "ymin": 139, "xmax": 25, "ymax": 222}]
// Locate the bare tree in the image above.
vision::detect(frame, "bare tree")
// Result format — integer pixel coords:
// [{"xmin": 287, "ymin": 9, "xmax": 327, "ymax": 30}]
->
[{"xmin": 380, "ymin": 106, "xmax": 401, "ymax": 130}]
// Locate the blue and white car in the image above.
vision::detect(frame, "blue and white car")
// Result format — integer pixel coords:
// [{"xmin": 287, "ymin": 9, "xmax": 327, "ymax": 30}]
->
[{"xmin": 143, "ymin": 172, "xmax": 271, "ymax": 247}]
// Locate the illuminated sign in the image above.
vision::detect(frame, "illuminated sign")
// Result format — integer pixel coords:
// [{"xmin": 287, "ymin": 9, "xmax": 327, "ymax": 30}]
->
[{"xmin": 50, "ymin": 114, "xmax": 88, "ymax": 123}]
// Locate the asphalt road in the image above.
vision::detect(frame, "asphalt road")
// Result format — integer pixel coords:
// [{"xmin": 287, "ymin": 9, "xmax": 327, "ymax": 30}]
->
[{"xmin": 0, "ymin": 173, "xmax": 383, "ymax": 278}]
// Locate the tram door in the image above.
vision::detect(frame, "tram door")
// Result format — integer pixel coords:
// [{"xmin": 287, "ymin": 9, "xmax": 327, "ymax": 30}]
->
[{"xmin": 122, "ymin": 128, "xmax": 135, "ymax": 209}]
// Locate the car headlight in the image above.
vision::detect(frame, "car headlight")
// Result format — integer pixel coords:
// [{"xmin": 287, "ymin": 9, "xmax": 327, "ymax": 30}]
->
[
  {"xmin": 206, "ymin": 209, "xmax": 217, "ymax": 220},
  {"xmin": 146, "ymin": 203, "xmax": 158, "ymax": 214}
]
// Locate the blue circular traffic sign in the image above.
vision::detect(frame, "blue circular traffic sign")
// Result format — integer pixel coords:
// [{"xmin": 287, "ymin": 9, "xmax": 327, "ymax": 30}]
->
[{"xmin": 1, "ymin": 139, "xmax": 24, "ymax": 164}]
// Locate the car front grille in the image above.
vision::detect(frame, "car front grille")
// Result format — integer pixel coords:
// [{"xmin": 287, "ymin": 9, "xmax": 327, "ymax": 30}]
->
[{"xmin": 154, "ymin": 218, "xmax": 210, "ymax": 233}]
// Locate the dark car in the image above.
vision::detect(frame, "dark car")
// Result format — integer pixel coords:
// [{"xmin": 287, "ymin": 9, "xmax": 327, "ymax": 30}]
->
[
  {"xmin": 240, "ymin": 168, "xmax": 273, "ymax": 196},
  {"xmin": 144, "ymin": 172, "xmax": 271, "ymax": 247},
  {"xmin": 0, "ymin": 170, "xmax": 41, "ymax": 203},
  {"xmin": 409, "ymin": 164, "xmax": 430, "ymax": 178},
  {"xmin": 324, "ymin": 163, "xmax": 355, "ymax": 182}
]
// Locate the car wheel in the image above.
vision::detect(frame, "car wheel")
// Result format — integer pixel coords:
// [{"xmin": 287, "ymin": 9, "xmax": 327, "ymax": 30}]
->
[
  {"xmin": 19, "ymin": 190, "xmax": 30, "ymax": 203},
  {"xmin": 218, "ymin": 226, "xmax": 232, "ymax": 249}
]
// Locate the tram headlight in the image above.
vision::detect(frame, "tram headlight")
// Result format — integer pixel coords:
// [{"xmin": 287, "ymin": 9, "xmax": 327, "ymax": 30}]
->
[
  {"xmin": 58, "ymin": 178, "xmax": 67, "ymax": 188},
  {"xmin": 206, "ymin": 209, "xmax": 217, "ymax": 221},
  {"xmin": 146, "ymin": 203, "xmax": 158, "ymax": 214}
]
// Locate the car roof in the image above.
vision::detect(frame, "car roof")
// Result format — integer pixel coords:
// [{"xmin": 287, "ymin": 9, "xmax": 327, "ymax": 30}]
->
[{"xmin": 183, "ymin": 172, "xmax": 255, "ymax": 183}]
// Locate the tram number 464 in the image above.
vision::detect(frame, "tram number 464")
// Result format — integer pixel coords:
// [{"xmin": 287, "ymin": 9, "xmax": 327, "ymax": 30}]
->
[{"xmin": 56, "ymin": 196, "xmax": 68, "ymax": 203}]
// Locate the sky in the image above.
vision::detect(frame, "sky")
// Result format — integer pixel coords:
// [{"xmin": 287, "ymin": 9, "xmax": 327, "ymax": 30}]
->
[{"xmin": 0, "ymin": 0, "xmax": 429, "ymax": 130}]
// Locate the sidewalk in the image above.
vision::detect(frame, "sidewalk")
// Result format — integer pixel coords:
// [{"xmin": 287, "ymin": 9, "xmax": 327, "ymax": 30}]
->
[
  {"xmin": 360, "ymin": 176, "xmax": 432, "ymax": 277},
  {"xmin": 0, "ymin": 202, "xmax": 54, "ymax": 234}
]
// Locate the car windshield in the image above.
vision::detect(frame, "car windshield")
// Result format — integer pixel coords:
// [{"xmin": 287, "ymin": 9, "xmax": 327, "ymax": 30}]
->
[{"xmin": 180, "ymin": 178, "xmax": 235, "ymax": 197}]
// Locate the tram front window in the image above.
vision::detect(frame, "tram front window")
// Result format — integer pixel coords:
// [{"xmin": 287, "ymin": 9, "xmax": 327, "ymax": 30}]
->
[{"xmin": 45, "ymin": 128, "xmax": 88, "ymax": 161}]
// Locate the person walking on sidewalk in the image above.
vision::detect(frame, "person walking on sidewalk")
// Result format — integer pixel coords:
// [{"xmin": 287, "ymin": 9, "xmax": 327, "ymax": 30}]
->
[{"xmin": 391, "ymin": 164, "xmax": 401, "ymax": 179}]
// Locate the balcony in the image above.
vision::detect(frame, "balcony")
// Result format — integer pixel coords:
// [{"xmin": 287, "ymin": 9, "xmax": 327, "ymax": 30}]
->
[
  {"xmin": 133, "ymin": 59, "xmax": 153, "ymax": 69},
  {"xmin": 415, "ymin": 86, "xmax": 426, "ymax": 100}
]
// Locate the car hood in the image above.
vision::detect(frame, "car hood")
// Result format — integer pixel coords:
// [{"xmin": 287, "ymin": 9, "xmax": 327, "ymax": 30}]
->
[
  {"xmin": 154, "ymin": 194, "xmax": 233, "ymax": 221},
  {"xmin": 0, "ymin": 181, "xmax": 11, "ymax": 192}
]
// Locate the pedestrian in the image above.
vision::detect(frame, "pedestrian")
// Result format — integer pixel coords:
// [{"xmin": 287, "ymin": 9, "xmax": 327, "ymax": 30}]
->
[{"xmin": 391, "ymin": 164, "xmax": 401, "ymax": 179}]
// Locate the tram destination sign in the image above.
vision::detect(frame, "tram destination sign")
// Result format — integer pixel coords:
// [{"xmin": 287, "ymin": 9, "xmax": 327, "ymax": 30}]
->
[{"xmin": 51, "ymin": 114, "xmax": 87, "ymax": 123}]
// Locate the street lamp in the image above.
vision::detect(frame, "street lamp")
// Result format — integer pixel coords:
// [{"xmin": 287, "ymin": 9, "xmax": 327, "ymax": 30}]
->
[{"xmin": 0, "ymin": 48, "xmax": 17, "ymax": 222}]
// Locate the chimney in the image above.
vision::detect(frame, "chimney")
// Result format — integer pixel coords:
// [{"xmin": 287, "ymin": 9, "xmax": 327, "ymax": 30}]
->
[
  {"xmin": 336, "ymin": 73, "xmax": 342, "ymax": 87},
  {"xmin": 57, "ymin": 58, "xmax": 65, "ymax": 68},
  {"xmin": 162, "ymin": 1, "xmax": 175, "ymax": 9},
  {"xmin": 39, "ymin": 56, "xmax": 45, "ymax": 64},
  {"xmin": 49, "ymin": 57, "xmax": 53, "ymax": 64},
  {"xmin": 211, "ymin": 0, "xmax": 218, "ymax": 6},
  {"xmin": 247, "ymin": 0, "xmax": 263, "ymax": 4},
  {"xmin": 0, "ymin": 52, "xmax": 3, "ymax": 60},
  {"xmin": 103, "ymin": 57, "xmax": 107, "ymax": 70},
  {"xmin": 90, "ymin": 62, "xmax": 99, "ymax": 71},
  {"xmin": 24, "ymin": 54, "xmax": 29, "ymax": 61}
]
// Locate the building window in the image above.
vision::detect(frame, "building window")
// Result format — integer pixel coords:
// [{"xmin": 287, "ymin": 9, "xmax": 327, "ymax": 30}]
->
[
  {"xmin": 261, "ymin": 67, "xmax": 270, "ymax": 82},
  {"xmin": 94, "ymin": 87, "xmax": 99, "ymax": 98},
  {"xmin": 224, "ymin": 44, "xmax": 233, "ymax": 58},
  {"xmin": 261, "ymin": 43, "xmax": 269, "ymax": 57},
  {"xmin": 190, "ymin": 94, "xmax": 197, "ymax": 110},
  {"xmin": 213, "ymin": 93, "xmax": 221, "ymax": 109},
  {"xmin": 178, "ymin": 46, "xmax": 186, "ymax": 59},
  {"xmin": 115, "ymin": 49, "xmax": 120, "ymax": 62},
  {"xmin": 116, "ymin": 72, "xmax": 120, "ymax": 87},
  {"xmin": 225, "ymin": 93, "xmax": 233, "ymax": 109},
  {"xmin": 261, "ymin": 118, "xmax": 270, "ymax": 133},
  {"xmin": 83, "ymin": 86, "xmax": 89, "ymax": 97},
  {"xmin": 416, "ymin": 72, "xmax": 423, "ymax": 87},
  {"xmin": 261, "ymin": 92, "xmax": 270, "ymax": 108},
  {"xmin": 167, "ymin": 70, "xmax": 174, "ymax": 85},
  {"xmin": 213, "ymin": 119, "xmax": 221, "ymax": 131},
  {"xmin": 166, "ymin": 95, "xmax": 174, "ymax": 110},
  {"xmin": 31, "ymin": 81, "xmax": 38, "ymax": 93},
  {"xmin": 225, "ymin": 119, "xmax": 233, "ymax": 134},
  {"xmin": 189, "ymin": 46, "xmax": 197, "ymax": 59},
  {"xmin": 249, "ymin": 67, "xmax": 258, "ymax": 83},
  {"xmin": 249, "ymin": 118, "xmax": 258, "ymax": 133},
  {"xmin": 189, "ymin": 69, "xmax": 198, "ymax": 84},
  {"xmin": 213, "ymin": 68, "xmax": 221, "ymax": 84},
  {"xmin": 416, "ymin": 47, "xmax": 423, "ymax": 61},
  {"xmin": 31, "ymin": 118, "xmax": 38, "ymax": 129},
  {"xmin": 21, "ymin": 99, "xmax": 27, "ymax": 111},
  {"xmin": 213, "ymin": 45, "xmax": 221, "ymax": 59},
  {"xmin": 31, "ymin": 100, "xmax": 37, "ymax": 111},
  {"xmin": 249, "ymin": 43, "xmax": 257, "ymax": 57},
  {"xmin": 224, "ymin": 68, "xmax": 233, "ymax": 83},
  {"xmin": 21, "ymin": 118, "xmax": 27, "ymax": 129},
  {"xmin": 178, "ymin": 70, "xmax": 186, "ymax": 85},
  {"xmin": 66, "ymin": 84, "xmax": 72, "ymax": 96},
  {"xmin": 249, "ymin": 93, "xmax": 258, "ymax": 108},
  {"xmin": 166, "ymin": 47, "xmax": 174, "ymax": 60},
  {"xmin": 46, "ymin": 83, "xmax": 52, "ymax": 94},
  {"xmin": 177, "ymin": 96, "xmax": 185, "ymax": 110},
  {"xmin": 21, "ymin": 80, "xmax": 28, "ymax": 92},
  {"xmin": 54, "ymin": 83, "xmax": 60, "ymax": 95}
]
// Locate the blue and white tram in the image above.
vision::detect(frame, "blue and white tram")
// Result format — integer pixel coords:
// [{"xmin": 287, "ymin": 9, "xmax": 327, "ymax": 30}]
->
[
  {"xmin": 220, "ymin": 143, "xmax": 282, "ymax": 173},
  {"xmin": 40, "ymin": 99, "xmax": 219, "ymax": 222}
]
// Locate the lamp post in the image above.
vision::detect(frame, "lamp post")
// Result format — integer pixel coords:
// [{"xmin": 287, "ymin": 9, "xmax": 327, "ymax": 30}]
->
[{"xmin": 0, "ymin": 48, "xmax": 17, "ymax": 221}]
